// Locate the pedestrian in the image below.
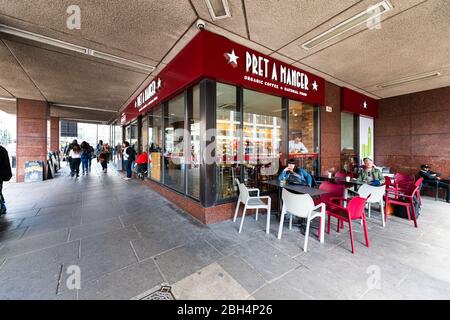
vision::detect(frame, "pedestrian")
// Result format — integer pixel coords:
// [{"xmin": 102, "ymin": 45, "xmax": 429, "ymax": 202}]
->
[
  {"xmin": 122, "ymin": 141, "xmax": 135, "ymax": 180},
  {"xmin": 69, "ymin": 143, "xmax": 81, "ymax": 178},
  {"xmin": 0, "ymin": 145, "xmax": 12, "ymax": 216},
  {"xmin": 89, "ymin": 144, "xmax": 95, "ymax": 172},
  {"xmin": 96, "ymin": 140, "xmax": 103, "ymax": 157},
  {"xmin": 98, "ymin": 144, "xmax": 110, "ymax": 173},
  {"xmin": 80, "ymin": 141, "xmax": 92, "ymax": 175}
]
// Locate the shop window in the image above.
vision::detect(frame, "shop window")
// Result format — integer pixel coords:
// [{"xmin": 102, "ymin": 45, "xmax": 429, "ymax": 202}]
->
[
  {"xmin": 164, "ymin": 94, "xmax": 185, "ymax": 192},
  {"xmin": 340, "ymin": 112, "xmax": 357, "ymax": 173},
  {"xmin": 288, "ymin": 100, "xmax": 318, "ymax": 176},
  {"xmin": 216, "ymin": 83, "xmax": 241, "ymax": 200},
  {"xmin": 243, "ymin": 89, "xmax": 284, "ymax": 192},
  {"xmin": 187, "ymin": 86, "xmax": 201, "ymax": 199},
  {"xmin": 149, "ymin": 105, "xmax": 163, "ymax": 182},
  {"xmin": 141, "ymin": 117, "xmax": 148, "ymax": 154}
]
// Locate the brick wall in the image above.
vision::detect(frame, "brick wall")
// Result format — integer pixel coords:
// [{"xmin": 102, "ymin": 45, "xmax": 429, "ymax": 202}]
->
[
  {"xmin": 375, "ymin": 86, "xmax": 450, "ymax": 178},
  {"xmin": 320, "ymin": 82, "xmax": 341, "ymax": 175}
]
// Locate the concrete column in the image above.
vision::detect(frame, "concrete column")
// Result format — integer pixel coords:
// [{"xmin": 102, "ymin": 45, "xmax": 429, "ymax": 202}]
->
[
  {"xmin": 16, "ymin": 98, "xmax": 49, "ymax": 182},
  {"xmin": 50, "ymin": 117, "xmax": 60, "ymax": 151}
]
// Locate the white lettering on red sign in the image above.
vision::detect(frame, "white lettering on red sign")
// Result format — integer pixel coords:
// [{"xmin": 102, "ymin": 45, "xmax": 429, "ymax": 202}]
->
[
  {"xmin": 245, "ymin": 52, "xmax": 310, "ymax": 91},
  {"xmin": 134, "ymin": 78, "xmax": 162, "ymax": 109}
]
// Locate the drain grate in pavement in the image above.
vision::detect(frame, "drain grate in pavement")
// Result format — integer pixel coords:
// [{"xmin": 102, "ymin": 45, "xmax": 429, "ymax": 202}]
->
[{"xmin": 138, "ymin": 285, "xmax": 175, "ymax": 300}]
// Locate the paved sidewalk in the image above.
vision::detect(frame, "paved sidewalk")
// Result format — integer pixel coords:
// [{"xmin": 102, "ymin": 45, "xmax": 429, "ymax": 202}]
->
[{"xmin": 0, "ymin": 163, "xmax": 449, "ymax": 300}]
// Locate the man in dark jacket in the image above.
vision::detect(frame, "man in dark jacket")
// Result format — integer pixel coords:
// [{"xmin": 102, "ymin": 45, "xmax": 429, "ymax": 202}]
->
[
  {"xmin": 0, "ymin": 145, "xmax": 13, "ymax": 215},
  {"xmin": 418, "ymin": 164, "xmax": 450, "ymax": 203}
]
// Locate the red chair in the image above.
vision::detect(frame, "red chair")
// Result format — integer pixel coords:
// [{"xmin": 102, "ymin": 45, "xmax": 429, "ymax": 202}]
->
[
  {"xmin": 325, "ymin": 196, "xmax": 370, "ymax": 254},
  {"xmin": 314, "ymin": 181, "xmax": 346, "ymax": 206},
  {"xmin": 334, "ymin": 171, "xmax": 352, "ymax": 185},
  {"xmin": 394, "ymin": 172, "xmax": 415, "ymax": 191},
  {"xmin": 385, "ymin": 177, "xmax": 423, "ymax": 228}
]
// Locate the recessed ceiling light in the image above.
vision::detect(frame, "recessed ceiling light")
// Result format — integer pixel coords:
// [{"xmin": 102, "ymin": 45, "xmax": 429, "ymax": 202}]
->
[
  {"xmin": 51, "ymin": 103, "xmax": 117, "ymax": 113},
  {"xmin": 302, "ymin": 0, "xmax": 393, "ymax": 50},
  {"xmin": 377, "ymin": 71, "xmax": 442, "ymax": 89},
  {"xmin": 0, "ymin": 96, "xmax": 16, "ymax": 101},
  {"xmin": 0, "ymin": 24, "xmax": 155, "ymax": 73},
  {"xmin": 205, "ymin": 0, "xmax": 231, "ymax": 20}
]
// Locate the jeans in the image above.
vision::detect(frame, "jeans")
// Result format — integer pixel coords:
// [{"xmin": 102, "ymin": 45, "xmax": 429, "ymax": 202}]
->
[
  {"xmin": 125, "ymin": 160, "xmax": 132, "ymax": 178},
  {"xmin": 81, "ymin": 156, "xmax": 89, "ymax": 174},
  {"xmin": 70, "ymin": 158, "xmax": 81, "ymax": 177},
  {"xmin": 0, "ymin": 181, "xmax": 5, "ymax": 214}
]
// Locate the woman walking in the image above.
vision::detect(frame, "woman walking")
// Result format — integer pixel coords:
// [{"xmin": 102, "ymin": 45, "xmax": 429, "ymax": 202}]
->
[
  {"xmin": 80, "ymin": 141, "xmax": 92, "ymax": 175},
  {"xmin": 98, "ymin": 144, "xmax": 110, "ymax": 173},
  {"xmin": 69, "ymin": 143, "xmax": 81, "ymax": 178}
]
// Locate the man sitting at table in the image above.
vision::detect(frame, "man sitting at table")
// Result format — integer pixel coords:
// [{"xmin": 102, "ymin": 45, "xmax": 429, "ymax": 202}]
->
[
  {"xmin": 418, "ymin": 164, "xmax": 450, "ymax": 203},
  {"xmin": 278, "ymin": 159, "xmax": 312, "ymax": 187},
  {"xmin": 289, "ymin": 135, "xmax": 308, "ymax": 154},
  {"xmin": 357, "ymin": 157, "xmax": 385, "ymax": 186}
]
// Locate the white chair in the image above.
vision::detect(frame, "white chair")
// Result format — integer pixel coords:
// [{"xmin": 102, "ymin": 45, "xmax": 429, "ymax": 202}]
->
[
  {"xmin": 277, "ymin": 189, "xmax": 325, "ymax": 252},
  {"xmin": 233, "ymin": 179, "xmax": 271, "ymax": 234},
  {"xmin": 357, "ymin": 184, "xmax": 386, "ymax": 227}
]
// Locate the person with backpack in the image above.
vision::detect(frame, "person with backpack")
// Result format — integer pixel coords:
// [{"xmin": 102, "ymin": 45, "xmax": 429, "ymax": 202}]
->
[
  {"xmin": 0, "ymin": 145, "xmax": 13, "ymax": 215},
  {"xmin": 98, "ymin": 144, "xmax": 110, "ymax": 173},
  {"xmin": 122, "ymin": 141, "xmax": 135, "ymax": 180},
  {"xmin": 80, "ymin": 141, "xmax": 92, "ymax": 175}
]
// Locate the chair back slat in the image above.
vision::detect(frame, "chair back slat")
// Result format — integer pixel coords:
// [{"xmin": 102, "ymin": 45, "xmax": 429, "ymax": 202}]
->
[
  {"xmin": 237, "ymin": 182, "xmax": 250, "ymax": 203},
  {"xmin": 347, "ymin": 196, "xmax": 369, "ymax": 220},
  {"xmin": 358, "ymin": 184, "xmax": 386, "ymax": 203},
  {"xmin": 281, "ymin": 189, "xmax": 314, "ymax": 218}
]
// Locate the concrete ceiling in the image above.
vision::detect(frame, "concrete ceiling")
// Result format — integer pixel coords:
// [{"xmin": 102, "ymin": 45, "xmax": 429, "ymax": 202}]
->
[{"xmin": 0, "ymin": 0, "xmax": 449, "ymax": 122}]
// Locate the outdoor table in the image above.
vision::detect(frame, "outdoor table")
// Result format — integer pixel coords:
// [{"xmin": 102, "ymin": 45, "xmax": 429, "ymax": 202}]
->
[{"xmin": 262, "ymin": 180, "xmax": 329, "ymax": 231}]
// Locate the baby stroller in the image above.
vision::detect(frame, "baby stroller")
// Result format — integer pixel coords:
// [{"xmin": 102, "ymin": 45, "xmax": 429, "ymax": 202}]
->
[{"xmin": 132, "ymin": 162, "xmax": 148, "ymax": 180}]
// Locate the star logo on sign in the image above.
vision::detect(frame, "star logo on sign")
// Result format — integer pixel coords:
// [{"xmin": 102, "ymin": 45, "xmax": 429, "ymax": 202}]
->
[
  {"xmin": 312, "ymin": 81, "xmax": 318, "ymax": 91},
  {"xmin": 224, "ymin": 49, "xmax": 239, "ymax": 68},
  {"xmin": 363, "ymin": 101, "xmax": 367, "ymax": 109},
  {"xmin": 157, "ymin": 78, "xmax": 162, "ymax": 89}
]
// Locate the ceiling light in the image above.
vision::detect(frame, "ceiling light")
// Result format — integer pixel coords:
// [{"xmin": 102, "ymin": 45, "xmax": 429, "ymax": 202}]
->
[
  {"xmin": 205, "ymin": 0, "xmax": 231, "ymax": 20},
  {"xmin": 51, "ymin": 103, "xmax": 117, "ymax": 113},
  {"xmin": 302, "ymin": 0, "xmax": 393, "ymax": 50},
  {"xmin": 377, "ymin": 71, "xmax": 442, "ymax": 89},
  {"xmin": 0, "ymin": 24, "xmax": 155, "ymax": 73},
  {"xmin": 0, "ymin": 96, "xmax": 16, "ymax": 101}
]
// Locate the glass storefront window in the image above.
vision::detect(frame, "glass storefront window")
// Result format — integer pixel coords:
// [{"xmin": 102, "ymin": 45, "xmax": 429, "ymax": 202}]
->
[
  {"xmin": 142, "ymin": 117, "xmax": 148, "ymax": 154},
  {"xmin": 243, "ymin": 89, "xmax": 284, "ymax": 191},
  {"xmin": 288, "ymin": 100, "xmax": 318, "ymax": 176},
  {"xmin": 149, "ymin": 106, "xmax": 163, "ymax": 181},
  {"xmin": 341, "ymin": 112, "xmax": 357, "ymax": 173},
  {"xmin": 164, "ymin": 94, "xmax": 185, "ymax": 192},
  {"xmin": 187, "ymin": 86, "xmax": 201, "ymax": 199},
  {"xmin": 216, "ymin": 83, "xmax": 241, "ymax": 200}
]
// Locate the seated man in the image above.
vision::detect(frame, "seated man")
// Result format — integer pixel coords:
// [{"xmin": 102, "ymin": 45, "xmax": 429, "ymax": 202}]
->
[
  {"xmin": 289, "ymin": 136, "xmax": 308, "ymax": 154},
  {"xmin": 418, "ymin": 164, "xmax": 450, "ymax": 203},
  {"xmin": 357, "ymin": 157, "xmax": 385, "ymax": 186},
  {"xmin": 278, "ymin": 159, "xmax": 312, "ymax": 187}
]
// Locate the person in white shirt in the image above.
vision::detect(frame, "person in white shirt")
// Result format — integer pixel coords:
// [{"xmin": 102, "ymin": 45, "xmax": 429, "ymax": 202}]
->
[
  {"xmin": 68, "ymin": 144, "xmax": 81, "ymax": 178},
  {"xmin": 289, "ymin": 136, "xmax": 308, "ymax": 153}
]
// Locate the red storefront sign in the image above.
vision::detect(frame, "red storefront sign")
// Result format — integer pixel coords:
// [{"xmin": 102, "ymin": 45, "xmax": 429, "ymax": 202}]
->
[
  {"xmin": 121, "ymin": 30, "xmax": 325, "ymax": 125},
  {"xmin": 341, "ymin": 87, "xmax": 379, "ymax": 118}
]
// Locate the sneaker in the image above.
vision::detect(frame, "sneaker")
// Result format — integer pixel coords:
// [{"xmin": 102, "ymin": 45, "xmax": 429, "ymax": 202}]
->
[{"xmin": 123, "ymin": 177, "xmax": 131, "ymax": 181}]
